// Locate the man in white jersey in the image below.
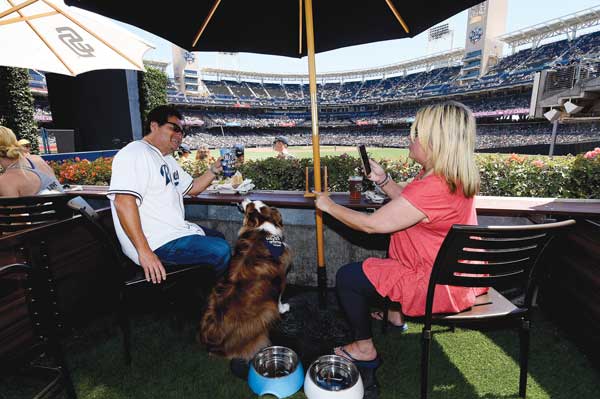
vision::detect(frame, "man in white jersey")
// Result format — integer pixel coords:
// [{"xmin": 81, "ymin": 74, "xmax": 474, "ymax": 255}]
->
[{"xmin": 108, "ymin": 106, "xmax": 231, "ymax": 284}]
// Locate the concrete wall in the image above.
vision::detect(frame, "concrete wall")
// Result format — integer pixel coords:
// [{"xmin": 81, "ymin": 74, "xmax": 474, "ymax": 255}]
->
[
  {"xmin": 185, "ymin": 203, "xmax": 388, "ymax": 286},
  {"xmin": 184, "ymin": 203, "xmax": 528, "ymax": 287}
]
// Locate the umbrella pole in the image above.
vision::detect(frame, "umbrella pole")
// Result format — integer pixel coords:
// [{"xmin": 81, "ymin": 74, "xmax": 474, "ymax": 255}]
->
[{"xmin": 304, "ymin": 0, "xmax": 327, "ymax": 308}]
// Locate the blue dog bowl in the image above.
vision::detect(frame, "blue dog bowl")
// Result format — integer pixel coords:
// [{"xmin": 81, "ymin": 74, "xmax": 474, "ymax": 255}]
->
[{"xmin": 248, "ymin": 346, "xmax": 304, "ymax": 398}]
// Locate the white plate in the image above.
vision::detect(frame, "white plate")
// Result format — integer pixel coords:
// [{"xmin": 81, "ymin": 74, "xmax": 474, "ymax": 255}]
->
[{"xmin": 217, "ymin": 189, "xmax": 237, "ymax": 194}]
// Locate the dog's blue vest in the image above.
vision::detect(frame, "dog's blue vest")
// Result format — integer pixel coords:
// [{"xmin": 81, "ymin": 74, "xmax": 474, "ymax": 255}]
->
[{"xmin": 263, "ymin": 234, "xmax": 285, "ymax": 260}]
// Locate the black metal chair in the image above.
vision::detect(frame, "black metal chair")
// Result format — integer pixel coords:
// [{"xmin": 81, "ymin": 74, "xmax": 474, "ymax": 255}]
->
[
  {"xmin": 0, "ymin": 194, "xmax": 72, "ymax": 234},
  {"xmin": 66, "ymin": 196, "xmax": 216, "ymax": 365},
  {"xmin": 418, "ymin": 219, "xmax": 575, "ymax": 399},
  {"xmin": 0, "ymin": 263, "xmax": 77, "ymax": 399}
]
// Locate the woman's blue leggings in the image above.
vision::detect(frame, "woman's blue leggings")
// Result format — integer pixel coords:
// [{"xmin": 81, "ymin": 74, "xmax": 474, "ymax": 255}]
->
[{"xmin": 336, "ymin": 261, "xmax": 382, "ymax": 341}]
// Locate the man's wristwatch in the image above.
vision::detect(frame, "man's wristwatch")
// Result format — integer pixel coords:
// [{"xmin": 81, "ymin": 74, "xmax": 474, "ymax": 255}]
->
[{"xmin": 209, "ymin": 164, "xmax": 219, "ymax": 175}]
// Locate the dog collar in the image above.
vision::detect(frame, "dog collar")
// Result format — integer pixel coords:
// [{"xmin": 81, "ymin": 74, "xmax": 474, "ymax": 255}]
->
[{"xmin": 263, "ymin": 234, "xmax": 285, "ymax": 261}]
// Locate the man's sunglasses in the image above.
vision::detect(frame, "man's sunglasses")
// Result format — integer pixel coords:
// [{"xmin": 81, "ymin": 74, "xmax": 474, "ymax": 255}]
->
[{"xmin": 164, "ymin": 122, "xmax": 187, "ymax": 136}]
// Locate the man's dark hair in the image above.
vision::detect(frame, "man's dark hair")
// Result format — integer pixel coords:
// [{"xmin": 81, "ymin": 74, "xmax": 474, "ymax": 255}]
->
[{"xmin": 144, "ymin": 105, "xmax": 183, "ymax": 136}]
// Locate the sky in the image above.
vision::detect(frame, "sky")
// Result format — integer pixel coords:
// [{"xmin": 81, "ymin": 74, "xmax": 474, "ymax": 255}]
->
[{"xmin": 111, "ymin": 0, "xmax": 600, "ymax": 76}]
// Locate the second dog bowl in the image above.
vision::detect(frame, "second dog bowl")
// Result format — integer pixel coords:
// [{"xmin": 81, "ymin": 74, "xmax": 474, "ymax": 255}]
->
[
  {"xmin": 248, "ymin": 346, "xmax": 304, "ymax": 398},
  {"xmin": 304, "ymin": 355, "xmax": 364, "ymax": 399}
]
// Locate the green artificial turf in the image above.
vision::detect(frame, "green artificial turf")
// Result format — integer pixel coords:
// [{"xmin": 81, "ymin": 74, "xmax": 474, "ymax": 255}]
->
[{"xmin": 5, "ymin": 306, "xmax": 597, "ymax": 399}]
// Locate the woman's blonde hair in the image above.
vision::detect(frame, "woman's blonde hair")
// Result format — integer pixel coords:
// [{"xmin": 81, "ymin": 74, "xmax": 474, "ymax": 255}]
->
[
  {"xmin": 410, "ymin": 101, "xmax": 480, "ymax": 197},
  {"xmin": 196, "ymin": 143, "xmax": 210, "ymax": 160},
  {"xmin": 0, "ymin": 126, "xmax": 24, "ymax": 160}
]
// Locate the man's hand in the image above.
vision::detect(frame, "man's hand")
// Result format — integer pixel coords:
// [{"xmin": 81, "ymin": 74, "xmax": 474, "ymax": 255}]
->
[
  {"xmin": 189, "ymin": 156, "xmax": 225, "ymax": 196},
  {"xmin": 138, "ymin": 249, "xmax": 167, "ymax": 284},
  {"xmin": 114, "ymin": 194, "xmax": 166, "ymax": 283},
  {"xmin": 209, "ymin": 157, "xmax": 223, "ymax": 175}
]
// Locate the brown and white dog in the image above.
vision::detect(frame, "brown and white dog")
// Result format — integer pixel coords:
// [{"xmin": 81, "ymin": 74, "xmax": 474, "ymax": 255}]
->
[{"xmin": 199, "ymin": 199, "xmax": 291, "ymax": 361}]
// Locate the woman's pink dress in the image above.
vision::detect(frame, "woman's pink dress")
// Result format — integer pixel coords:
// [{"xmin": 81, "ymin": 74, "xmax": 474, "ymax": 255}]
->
[{"xmin": 363, "ymin": 173, "xmax": 487, "ymax": 317}]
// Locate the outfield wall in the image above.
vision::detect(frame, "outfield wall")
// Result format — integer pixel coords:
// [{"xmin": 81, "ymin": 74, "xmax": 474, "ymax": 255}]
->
[{"xmin": 477, "ymin": 140, "xmax": 600, "ymax": 156}]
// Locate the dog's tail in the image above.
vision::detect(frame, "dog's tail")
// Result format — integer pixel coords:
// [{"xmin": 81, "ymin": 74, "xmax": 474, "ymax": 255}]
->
[
  {"xmin": 197, "ymin": 283, "xmax": 234, "ymax": 350},
  {"xmin": 198, "ymin": 312, "xmax": 224, "ymax": 350}
]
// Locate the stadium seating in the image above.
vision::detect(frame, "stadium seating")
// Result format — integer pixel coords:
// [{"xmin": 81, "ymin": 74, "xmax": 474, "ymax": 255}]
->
[{"xmin": 158, "ymin": 29, "xmax": 600, "ymax": 107}]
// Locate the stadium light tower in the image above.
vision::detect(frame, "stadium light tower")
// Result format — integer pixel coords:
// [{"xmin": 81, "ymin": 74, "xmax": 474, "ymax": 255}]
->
[
  {"xmin": 564, "ymin": 100, "xmax": 584, "ymax": 114},
  {"xmin": 544, "ymin": 108, "xmax": 561, "ymax": 122},
  {"xmin": 547, "ymin": 101, "xmax": 584, "ymax": 157},
  {"xmin": 544, "ymin": 108, "xmax": 561, "ymax": 156}
]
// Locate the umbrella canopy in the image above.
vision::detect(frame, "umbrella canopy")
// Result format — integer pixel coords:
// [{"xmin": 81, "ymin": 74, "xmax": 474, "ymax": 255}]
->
[
  {"xmin": 0, "ymin": 0, "xmax": 153, "ymax": 76},
  {"xmin": 66, "ymin": 0, "xmax": 482, "ymax": 56}
]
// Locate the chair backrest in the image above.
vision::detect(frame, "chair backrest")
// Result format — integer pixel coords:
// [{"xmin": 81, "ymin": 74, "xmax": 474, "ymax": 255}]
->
[
  {"xmin": 0, "ymin": 194, "xmax": 72, "ymax": 234},
  {"xmin": 66, "ymin": 197, "xmax": 126, "ymax": 270},
  {"xmin": 425, "ymin": 219, "xmax": 576, "ymax": 317},
  {"xmin": 0, "ymin": 263, "xmax": 77, "ymax": 398},
  {"xmin": 0, "ymin": 263, "xmax": 55, "ymax": 367}
]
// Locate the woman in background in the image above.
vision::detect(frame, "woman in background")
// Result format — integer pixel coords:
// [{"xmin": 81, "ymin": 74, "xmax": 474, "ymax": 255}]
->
[
  {"xmin": 17, "ymin": 138, "xmax": 32, "ymax": 154},
  {"xmin": 0, "ymin": 126, "xmax": 63, "ymax": 196},
  {"xmin": 195, "ymin": 143, "xmax": 215, "ymax": 164}
]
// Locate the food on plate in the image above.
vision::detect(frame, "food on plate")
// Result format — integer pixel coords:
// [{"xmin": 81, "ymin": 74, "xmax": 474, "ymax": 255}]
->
[
  {"xmin": 207, "ymin": 172, "xmax": 253, "ymax": 194},
  {"xmin": 230, "ymin": 171, "xmax": 244, "ymax": 188}
]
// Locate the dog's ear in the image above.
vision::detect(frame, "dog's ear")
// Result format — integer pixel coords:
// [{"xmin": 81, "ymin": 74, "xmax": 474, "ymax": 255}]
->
[
  {"xmin": 241, "ymin": 199, "xmax": 252, "ymax": 212},
  {"xmin": 244, "ymin": 202, "xmax": 262, "ymax": 228},
  {"xmin": 269, "ymin": 207, "xmax": 283, "ymax": 228}
]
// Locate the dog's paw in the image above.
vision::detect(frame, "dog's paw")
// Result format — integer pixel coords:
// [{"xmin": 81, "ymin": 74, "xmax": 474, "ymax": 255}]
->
[{"xmin": 278, "ymin": 302, "xmax": 290, "ymax": 314}]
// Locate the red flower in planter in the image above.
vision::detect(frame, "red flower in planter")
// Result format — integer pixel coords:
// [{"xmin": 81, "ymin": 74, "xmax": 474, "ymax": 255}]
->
[
  {"xmin": 508, "ymin": 153, "xmax": 525, "ymax": 163},
  {"xmin": 532, "ymin": 160, "xmax": 545, "ymax": 168}
]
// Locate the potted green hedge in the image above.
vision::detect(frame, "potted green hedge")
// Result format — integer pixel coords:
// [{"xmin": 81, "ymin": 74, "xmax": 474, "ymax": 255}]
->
[{"xmin": 51, "ymin": 151, "xmax": 600, "ymax": 199}]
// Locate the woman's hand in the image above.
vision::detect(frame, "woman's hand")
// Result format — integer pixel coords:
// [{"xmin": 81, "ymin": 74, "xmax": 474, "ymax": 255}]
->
[
  {"xmin": 367, "ymin": 159, "xmax": 386, "ymax": 184},
  {"xmin": 314, "ymin": 192, "xmax": 335, "ymax": 213}
]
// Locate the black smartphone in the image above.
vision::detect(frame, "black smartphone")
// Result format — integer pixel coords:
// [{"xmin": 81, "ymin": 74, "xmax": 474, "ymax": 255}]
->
[{"xmin": 358, "ymin": 145, "xmax": 371, "ymax": 176}]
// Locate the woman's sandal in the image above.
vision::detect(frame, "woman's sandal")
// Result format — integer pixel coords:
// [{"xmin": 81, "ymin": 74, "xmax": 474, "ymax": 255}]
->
[
  {"xmin": 333, "ymin": 346, "xmax": 383, "ymax": 369},
  {"xmin": 371, "ymin": 311, "xmax": 409, "ymax": 332}
]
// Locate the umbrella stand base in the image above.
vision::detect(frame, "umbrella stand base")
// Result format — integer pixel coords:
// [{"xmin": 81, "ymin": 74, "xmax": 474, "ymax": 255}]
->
[
  {"xmin": 272, "ymin": 288, "xmax": 351, "ymax": 366},
  {"xmin": 271, "ymin": 287, "xmax": 381, "ymax": 398}
]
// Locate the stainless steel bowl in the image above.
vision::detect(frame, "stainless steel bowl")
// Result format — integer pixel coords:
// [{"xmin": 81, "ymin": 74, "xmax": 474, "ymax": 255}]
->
[
  {"xmin": 252, "ymin": 346, "xmax": 300, "ymax": 378},
  {"xmin": 308, "ymin": 355, "xmax": 361, "ymax": 391}
]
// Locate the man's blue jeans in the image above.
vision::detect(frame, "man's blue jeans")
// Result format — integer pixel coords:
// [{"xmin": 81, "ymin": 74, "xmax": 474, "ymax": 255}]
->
[{"xmin": 154, "ymin": 226, "xmax": 231, "ymax": 277}]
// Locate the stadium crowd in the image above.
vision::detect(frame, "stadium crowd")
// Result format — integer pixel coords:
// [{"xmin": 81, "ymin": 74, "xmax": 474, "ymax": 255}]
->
[
  {"xmin": 179, "ymin": 93, "xmax": 533, "ymax": 129},
  {"xmin": 182, "ymin": 122, "xmax": 599, "ymax": 151}
]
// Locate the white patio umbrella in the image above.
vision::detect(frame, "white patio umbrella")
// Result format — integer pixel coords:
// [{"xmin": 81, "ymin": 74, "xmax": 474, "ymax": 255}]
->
[{"xmin": 0, "ymin": 0, "xmax": 153, "ymax": 76}]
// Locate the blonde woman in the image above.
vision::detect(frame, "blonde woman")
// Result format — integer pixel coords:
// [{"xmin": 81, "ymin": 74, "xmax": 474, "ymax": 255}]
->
[
  {"xmin": 0, "ymin": 126, "xmax": 63, "ymax": 196},
  {"xmin": 314, "ymin": 102, "xmax": 484, "ymax": 370},
  {"xmin": 17, "ymin": 138, "xmax": 32, "ymax": 154},
  {"xmin": 195, "ymin": 143, "xmax": 214, "ymax": 163}
]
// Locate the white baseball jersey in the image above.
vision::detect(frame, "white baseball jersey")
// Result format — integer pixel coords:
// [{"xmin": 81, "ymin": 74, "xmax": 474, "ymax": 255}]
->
[{"xmin": 107, "ymin": 140, "xmax": 204, "ymax": 264}]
